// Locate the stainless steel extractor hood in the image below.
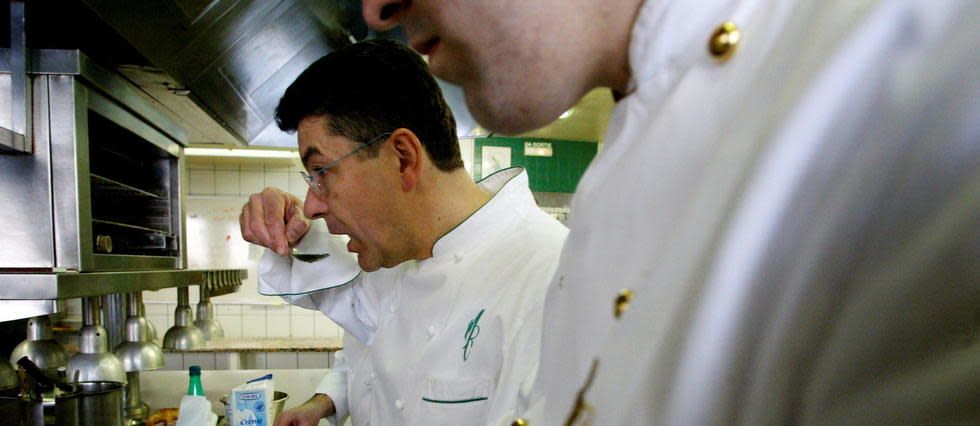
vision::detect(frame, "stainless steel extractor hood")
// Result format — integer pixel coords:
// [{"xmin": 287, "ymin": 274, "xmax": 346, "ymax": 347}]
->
[{"xmin": 79, "ymin": 0, "xmax": 369, "ymax": 147}]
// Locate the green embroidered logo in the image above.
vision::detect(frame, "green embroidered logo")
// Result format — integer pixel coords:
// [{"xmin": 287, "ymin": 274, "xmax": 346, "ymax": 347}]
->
[{"xmin": 463, "ymin": 309, "xmax": 485, "ymax": 361}]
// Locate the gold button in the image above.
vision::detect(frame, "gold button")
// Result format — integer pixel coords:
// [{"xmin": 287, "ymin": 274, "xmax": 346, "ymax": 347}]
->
[
  {"xmin": 708, "ymin": 21, "xmax": 740, "ymax": 62},
  {"xmin": 512, "ymin": 419, "xmax": 529, "ymax": 426},
  {"xmin": 614, "ymin": 288, "xmax": 633, "ymax": 318}
]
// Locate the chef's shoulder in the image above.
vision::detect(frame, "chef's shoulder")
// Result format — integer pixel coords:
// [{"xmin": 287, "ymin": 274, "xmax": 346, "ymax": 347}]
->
[{"xmin": 510, "ymin": 206, "xmax": 570, "ymax": 252}]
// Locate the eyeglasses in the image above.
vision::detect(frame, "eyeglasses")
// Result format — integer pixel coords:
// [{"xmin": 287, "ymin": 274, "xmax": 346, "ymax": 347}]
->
[{"xmin": 300, "ymin": 132, "xmax": 392, "ymax": 195}]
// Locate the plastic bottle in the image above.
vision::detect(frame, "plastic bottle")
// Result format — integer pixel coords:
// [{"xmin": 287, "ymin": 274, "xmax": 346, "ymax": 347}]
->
[{"xmin": 187, "ymin": 365, "xmax": 205, "ymax": 396}]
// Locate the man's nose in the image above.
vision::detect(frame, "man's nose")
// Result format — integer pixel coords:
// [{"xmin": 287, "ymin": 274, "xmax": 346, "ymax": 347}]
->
[
  {"xmin": 304, "ymin": 187, "xmax": 329, "ymax": 220},
  {"xmin": 361, "ymin": 0, "xmax": 406, "ymax": 31}
]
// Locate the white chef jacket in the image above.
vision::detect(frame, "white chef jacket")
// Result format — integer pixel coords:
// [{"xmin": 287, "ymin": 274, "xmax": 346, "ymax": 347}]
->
[
  {"xmin": 259, "ymin": 167, "xmax": 568, "ymax": 425},
  {"xmin": 521, "ymin": 0, "xmax": 980, "ymax": 425}
]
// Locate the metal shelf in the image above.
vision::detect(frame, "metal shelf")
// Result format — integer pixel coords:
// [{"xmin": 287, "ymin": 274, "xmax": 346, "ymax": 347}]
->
[
  {"xmin": 0, "ymin": 268, "xmax": 246, "ymax": 301},
  {"xmin": 91, "ymin": 173, "xmax": 164, "ymax": 199},
  {"xmin": 92, "ymin": 218, "xmax": 171, "ymax": 235}
]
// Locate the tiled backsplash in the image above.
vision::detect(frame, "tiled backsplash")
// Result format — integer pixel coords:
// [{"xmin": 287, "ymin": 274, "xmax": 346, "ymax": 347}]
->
[
  {"xmin": 144, "ymin": 303, "xmax": 343, "ymax": 340},
  {"xmin": 147, "ymin": 302, "xmax": 342, "ymax": 371},
  {"xmin": 187, "ymin": 157, "xmax": 308, "ymax": 199}
]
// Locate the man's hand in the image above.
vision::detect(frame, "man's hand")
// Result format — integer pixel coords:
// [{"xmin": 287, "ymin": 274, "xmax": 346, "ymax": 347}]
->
[
  {"xmin": 273, "ymin": 393, "xmax": 336, "ymax": 426},
  {"xmin": 240, "ymin": 187, "xmax": 311, "ymax": 256}
]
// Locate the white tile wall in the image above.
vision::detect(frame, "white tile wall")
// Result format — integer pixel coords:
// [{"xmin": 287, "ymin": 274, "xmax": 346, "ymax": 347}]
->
[
  {"xmin": 183, "ymin": 352, "xmax": 217, "ymax": 370},
  {"xmin": 266, "ymin": 353, "xmax": 299, "ymax": 370},
  {"xmin": 219, "ymin": 315, "xmax": 244, "ymax": 339},
  {"xmin": 242, "ymin": 316, "xmax": 268, "ymax": 339},
  {"xmin": 214, "ymin": 170, "xmax": 241, "ymax": 195},
  {"xmin": 189, "ymin": 169, "xmax": 216, "ymax": 194},
  {"xmin": 187, "ymin": 157, "xmax": 304, "ymax": 198},
  {"xmin": 244, "ymin": 352, "xmax": 267, "ymax": 370},
  {"xmin": 297, "ymin": 352, "xmax": 331, "ymax": 369},
  {"xmin": 215, "ymin": 353, "xmax": 242, "ymax": 370},
  {"xmin": 163, "ymin": 353, "xmax": 184, "ymax": 371},
  {"xmin": 266, "ymin": 304, "xmax": 291, "ymax": 338},
  {"xmin": 240, "ymin": 171, "xmax": 265, "ymax": 194},
  {"xmin": 264, "ymin": 172, "xmax": 291, "ymax": 195},
  {"xmin": 144, "ymin": 302, "xmax": 342, "ymax": 347}
]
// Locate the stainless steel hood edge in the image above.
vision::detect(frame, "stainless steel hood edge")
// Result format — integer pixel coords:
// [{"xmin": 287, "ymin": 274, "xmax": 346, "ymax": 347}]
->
[{"xmin": 81, "ymin": 0, "xmax": 357, "ymax": 147}]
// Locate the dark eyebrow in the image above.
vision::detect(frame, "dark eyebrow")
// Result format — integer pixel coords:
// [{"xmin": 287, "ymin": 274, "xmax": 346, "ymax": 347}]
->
[{"xmin": 300, "ymin": 145, "xmax": 322, "ymax": 168}]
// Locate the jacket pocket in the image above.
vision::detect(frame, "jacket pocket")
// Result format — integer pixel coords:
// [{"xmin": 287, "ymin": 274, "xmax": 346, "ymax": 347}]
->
[{"xmin": 420, "ymin": 376, "xmax": 491, "ymax": 424}]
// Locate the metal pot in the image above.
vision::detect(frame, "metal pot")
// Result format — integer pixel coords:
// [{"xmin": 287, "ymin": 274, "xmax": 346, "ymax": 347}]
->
[
  {"xmin": 69, "ymin": 381, "xmax": 124, "ymax": 426},
  {"xmin": 54, "ymin": 390, "xmax": 81, "ymax": 426},
  {"xmin": 0, "ymin": 392, "xmax": 79, "ymax": 426}
]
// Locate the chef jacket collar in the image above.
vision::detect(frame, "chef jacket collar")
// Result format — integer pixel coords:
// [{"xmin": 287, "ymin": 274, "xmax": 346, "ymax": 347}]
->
[
  {"xmin": 428, "ymin": 166, "xmax": 532, "ymax": 260},
  {"xmin": 626, "ymin": 0, "xmax": 742, "ymax": 95}
]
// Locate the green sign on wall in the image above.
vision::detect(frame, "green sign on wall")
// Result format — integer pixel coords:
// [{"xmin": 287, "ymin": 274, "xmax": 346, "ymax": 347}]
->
[{"xmin": 474, "ymin": 137, "xmax": 597, "ymax": 193}]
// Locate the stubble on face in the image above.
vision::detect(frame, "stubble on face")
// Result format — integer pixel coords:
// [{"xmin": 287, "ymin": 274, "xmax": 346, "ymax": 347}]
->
[{"xmin": 406, "ymin": 0, "xmax": 587, "ymax": 134}]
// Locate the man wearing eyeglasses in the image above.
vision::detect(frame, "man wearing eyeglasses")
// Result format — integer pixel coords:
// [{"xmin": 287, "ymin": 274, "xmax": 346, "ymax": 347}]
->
[{"xmin": 239, "ymin": 40, "xmax": 567, "ymax": 425}]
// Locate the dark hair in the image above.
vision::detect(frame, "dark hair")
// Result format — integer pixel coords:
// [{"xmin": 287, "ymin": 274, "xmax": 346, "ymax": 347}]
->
[{"xmin": 275, "ymin": 39, "xmax": 462, "ymax": 171}]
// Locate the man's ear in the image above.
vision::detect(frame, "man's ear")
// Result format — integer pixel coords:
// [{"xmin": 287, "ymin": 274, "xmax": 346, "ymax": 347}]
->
[{"xmin": 388, "ymin": 128, "xmax": 423, "ymax": 192}]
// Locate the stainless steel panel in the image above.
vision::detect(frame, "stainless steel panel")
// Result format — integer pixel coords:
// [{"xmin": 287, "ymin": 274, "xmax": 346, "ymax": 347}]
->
[
  {"xmin": 86, "ymin": 90, "xmax": 182, "ymax": 157},
  {"xmin": 91, "ymin": 255, "xmax": 179, "ymax": 271},
  {"xmin": 0, "ymin": 75, "xmax": 10, "ymax": 130},
  {"xmin": 0, "ymin": 269, "xmax": 246, "ymax": 300},
  {"xmin": 31, "ymin": 50, "xmax": 82, "ymax": 75},
  {"xmin": 101, "ymin": 294, "xmax": 125, "ymax": 349},
  {"xmin": 0, "ymin": 300, "xmax": 58, "ymax": 323},
  {"xmin": 81, "ymin": 0, "xmax": 356, "ymax": 145},
  {"xmin": 176, "ymin": 154, "xmax": 188, "ymax": 269},
  {"xmin": 76, "ymin": 55, "xmax": 188, "ymax": 147},
  {"xmin": 45, "ymin": 60, "xmax": 185, "ymax": 271},
  {"xmin": 0, "ymin": 77, "xmax": 55, "ymax": 269},
  {"xmin": 0, "ymin": 127, "xmax": 26, "ymax": 153},
  {"xmin": 0, "ymin": 48, "xmax": 82, "ymax": 75},
  {"xmin": 49, "ymin": 75, "xmax": 87, "ymax": 271},
  {"xmin": 1, "ymin": 0, "xmax": 31, "ymax": 154}
]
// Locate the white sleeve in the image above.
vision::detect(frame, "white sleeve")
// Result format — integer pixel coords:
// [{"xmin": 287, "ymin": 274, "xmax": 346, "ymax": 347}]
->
[
  {"xmin": 256, "ymin": 223, "xmax": 361, "ymax": 299},
  {"xmin": 257, "ymin": 249, "xmax": 379, "ymax": 343},
  {"xmin": 316, "ymin": 350, "xmax": 350, "ymax": 425}
]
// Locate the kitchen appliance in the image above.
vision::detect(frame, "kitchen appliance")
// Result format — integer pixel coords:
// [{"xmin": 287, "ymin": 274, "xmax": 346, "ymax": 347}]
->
[
  {"xmin": 10, "ymin": 316, "xmax": 69, "ymax": 381},
  {"xmin": 113, "ymin": 293, "xmax": 163, "ymax": 372},
  {"xmin": 0, "ymin": 358, "xmax": 17, "ymax": 393},
  {"xmin": 14, "ymin": 356, "xmax": 82, "ymax": 426},
  {"xmin": 162, "ymin": 287, "xmax": 205, "ymax": 350},
  {"xmin": 113, "ymin": 292, "xmax": 163, "ymax": 424},
  {"xmin": 0, "ymin": 48, "xmax": 246, "ymax": 317},
  {"xmin": 66, "ymin": 297, "xmax": 126, "ymax": 384},
  {"xmin": 144, "ymin": 310, "xmax": 159, "ymax": 342},
  {"xmin": 1, "ymin": 49, "xmax": 185, "ymax": 274},
  {"xmin": 75, "ymin": 381, "xmax": 124, "ymax": 426},
  {"xmin": 1, "ymin": 8, "xmax": 247, "ymax": 422},
  {"xmin": 194, "ymin": 283, "xmax": 224, "ymax": 340}
]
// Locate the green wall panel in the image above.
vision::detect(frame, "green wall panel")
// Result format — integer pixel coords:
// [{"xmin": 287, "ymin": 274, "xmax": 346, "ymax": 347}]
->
[{"xmin": 473, "ymin": 137, "xmax": 597, "ymax": 193}]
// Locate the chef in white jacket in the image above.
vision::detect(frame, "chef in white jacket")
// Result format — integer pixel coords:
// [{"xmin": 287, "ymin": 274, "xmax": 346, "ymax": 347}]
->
[
  {"xmin": 240, "ymin": 40, "xmax": 567, "ymax": 425},
  {"xmin": 360, "ymin": 0, "xmax": 980, "ymax": 424}
]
